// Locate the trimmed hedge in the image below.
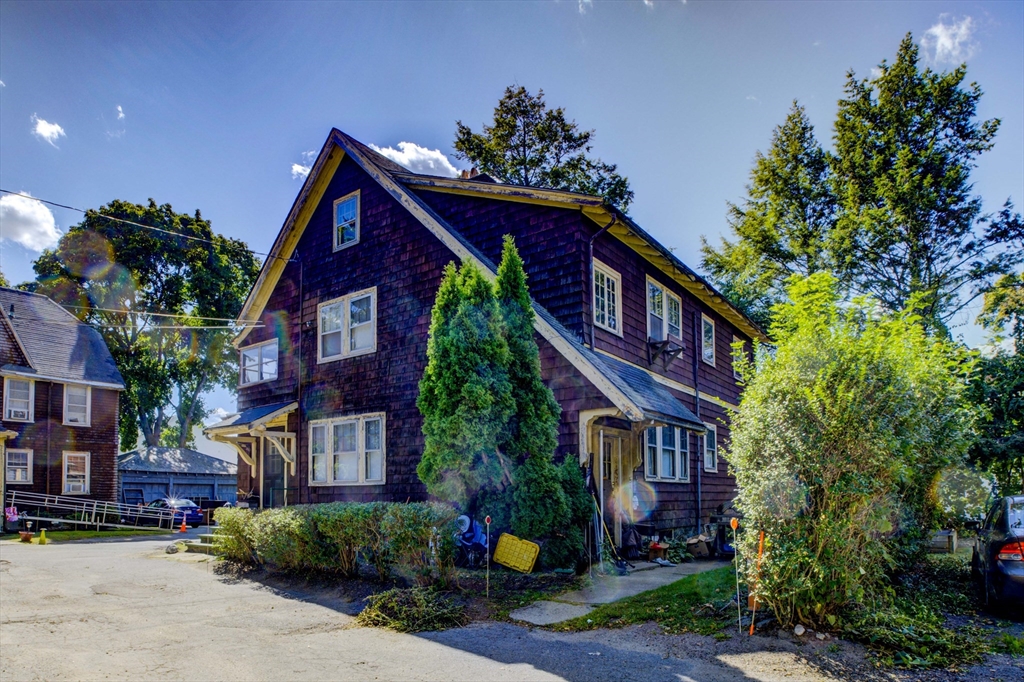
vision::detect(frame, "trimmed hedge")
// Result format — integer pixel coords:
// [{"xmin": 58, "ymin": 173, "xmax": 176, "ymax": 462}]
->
[{"xmin": 214, "ymin": 502, "xmax": 458, "ymax": 584}]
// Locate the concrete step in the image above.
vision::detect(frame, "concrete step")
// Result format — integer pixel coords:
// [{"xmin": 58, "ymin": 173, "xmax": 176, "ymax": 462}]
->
[
  {"xmin": 184, "ymin": 540, "xmax": 220, "ymax": 555},
  {"xmin": 197, "ymin": 533, "xmax": 218, "ymax": 544}
]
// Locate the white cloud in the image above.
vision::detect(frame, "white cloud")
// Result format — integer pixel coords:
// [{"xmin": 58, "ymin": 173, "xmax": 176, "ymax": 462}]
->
[
  {"xmin": 301, "ymin": 150, "xmax": 316, "ymax": 163},
  {"xmin": 922, "ymin": 15, "xmax": 976, "ymax": 64},
  {"xmin": 203, "ymin": 407, "xmax": 233, "ymax": 426},
  {"xmin": 116, "ymin": 105, "xmax": 125, "ymax": 120},
  {"xmin": 578, "ymin": 0, "xmax": 592, "ymax": 14},
  {"xmin": 291, "ymin": 163, "xmax": 311, "ymax": 179},
  {"xmin": 643, "ymin": 0, "xmax": 654, "ymax": 6},
  {"xmin": 31, "ymin": 114, "xmax": 66, "ymax": 147},
  {"xmin": 0, "ymin": 192, "xmax": 61, "ymax": 251},
  {"xmin": 0, "ymin": 80, "xmax": 5, "ymax": 87},
  {"xmin": 369, "ymin": 141, "xmax": 459, "ymax": 178},
  {"xmin": 870, "ymin": 66, "xmax": 884, "ymax": 79}
]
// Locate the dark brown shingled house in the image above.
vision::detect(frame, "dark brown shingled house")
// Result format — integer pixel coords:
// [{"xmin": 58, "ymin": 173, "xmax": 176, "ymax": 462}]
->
[
  {"xmin": 1, "ymin": 287, "xmax": 125, "ymax": 504},
  {"xmin": 206, "ymin": 128, "xmax": 768, "ymax": 542}
]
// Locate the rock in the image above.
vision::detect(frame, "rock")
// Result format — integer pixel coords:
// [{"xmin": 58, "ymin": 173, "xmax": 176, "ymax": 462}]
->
[
  {"xmin": 816, "ymin": 632, "xmax": 827, "ymax": 640},
  {"xmin": 794, "ymin": 624, "xmax": 806, "ymax": 636},
  {"xmin": 165, "ymin": 543, "xmax": 179, "ymax": 554}
]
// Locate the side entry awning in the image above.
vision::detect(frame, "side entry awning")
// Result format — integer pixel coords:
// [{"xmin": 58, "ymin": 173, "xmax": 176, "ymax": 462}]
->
[{"xmin": 204, "ymin": 401, "xmax": 297, "ymax": 477}]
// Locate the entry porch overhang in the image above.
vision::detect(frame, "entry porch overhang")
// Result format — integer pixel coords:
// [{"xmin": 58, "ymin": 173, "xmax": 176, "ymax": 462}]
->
[{"xmin": 203, "ymin": 401, "xmax": 298, "ymax": 477}]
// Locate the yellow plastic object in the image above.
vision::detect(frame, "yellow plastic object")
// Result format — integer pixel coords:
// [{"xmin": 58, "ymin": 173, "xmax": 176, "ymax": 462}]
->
[{"xmin": 493, "ymin": 533, "xmax": 539, "ymax": 573}]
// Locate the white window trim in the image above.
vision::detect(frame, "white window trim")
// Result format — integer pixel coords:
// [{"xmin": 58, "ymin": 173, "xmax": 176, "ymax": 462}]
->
[
  {"xmin": 63, "ymin": 384, "xmax": 92, "ymax": 427},
  {"xmin": 239, "ymin": 339, "xmax": 279, "ymax": 387},
  {"xmin": 317, "ymin": 287, "xmax": 378, "ymax": 364},
  {"xmin": 308, "ymin": 412, "xmax": 386, "ymax": 486},
  {"xmin": 592, "ymin": 259, "xmax": 623, "ymax": 337},
  {"xmin": 703, "ymin": 423, "xmax": 718, "ymax": 472},
  {"xmin": 646, "ymin": 277, "xmax": 682, "ymax": 342},
  {"xmin": 5, "ymin": 448, "xmax": 33, "ymax": 484},
  {"xmin": 3, "ymin": 377, "xmax": 34, "ymax": 422},
  {"xmin": 701, "ymin": 313, "xmax": 716, "ymax": 366},
  {"xmin": 63, "ymin": 452, "xmax": 91, "ymax": 495},
  {"xmin": 644, "ymin": 426, "xmax": 690, "ymax": 483},
  {"xmin": 333, "ymin": 190, "xmax": 361, "ymax": 252}
]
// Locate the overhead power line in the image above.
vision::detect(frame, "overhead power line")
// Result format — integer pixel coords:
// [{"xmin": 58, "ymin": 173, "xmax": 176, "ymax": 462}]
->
[
  {"xmin": 60, "ymin": 304, "xmax": 255, "ymax": 324},
  {"xmin": 0, "ymin": 189, "xmax": 291, "ymax": 262}
]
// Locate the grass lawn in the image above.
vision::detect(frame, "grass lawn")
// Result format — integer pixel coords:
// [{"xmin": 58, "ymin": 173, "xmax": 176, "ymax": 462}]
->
[
  {"xmin": 551, "ymin": 566, "xmax": 737, "ymax": 635},
  {"xmin": 4, "ymin": 528, "xmax": 172, "ymax": 543}
]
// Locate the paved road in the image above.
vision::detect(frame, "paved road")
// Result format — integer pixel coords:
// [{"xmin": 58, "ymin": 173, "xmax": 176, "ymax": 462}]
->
[{"xmin": 0, "ymin": 535, "xmax": 915, "ymax": 682}]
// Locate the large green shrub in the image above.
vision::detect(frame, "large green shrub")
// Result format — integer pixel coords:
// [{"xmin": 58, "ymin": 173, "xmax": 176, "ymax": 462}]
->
[
  {"xmin": 213, "ymin": 507, "xmax": 256, "ymax": 563},
  {"xmin": 246, "ymin": 506, "xmax": 337, "ymax": 571},
  {"xmin": 730, "ymin": 273, "xmax": 977, "ymax": 628},
  {"xmin": 383, "ymin": 502, "xmax": 459, "ymax": 587}
]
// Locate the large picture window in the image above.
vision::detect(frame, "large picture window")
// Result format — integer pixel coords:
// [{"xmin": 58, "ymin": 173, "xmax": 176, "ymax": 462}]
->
[
  {"xmin": 592, "ymin": 260, "xmax": 622, "ymax": 335},
  {"xmin": 318, "ymin": 288, "xmax": 377, "ymax": 362},
  {"xmin": 63, "ymin": 452, "xmax": 90, "ymax": 494},
  {"xmin": 3, "ymin": 378, "xmax": 33, "ymax": 422},
  {"xmin": 309, "ymin": 413, "xmax": 385, "ymax": 485},
  {"xmin": 645, "ymin": 426, "xmax": 689, "ymax": 482},
  {"xmin": 333, "ymin": 191, "xmax": 360, "ymax": 251},
  {"xmin": 5, "ymin": 449, "xmax": 32, "ymax": 484},
  {"xmin": 647, "ymin": 279, "xmax": 682, "ymax": 341},
  {"xmin": 63, "ymin": 384, "xmax": 91, "ymax": 426},
  {"xmin": 240, "ymin": 340, "xmax": 278, "ymax": 386}
]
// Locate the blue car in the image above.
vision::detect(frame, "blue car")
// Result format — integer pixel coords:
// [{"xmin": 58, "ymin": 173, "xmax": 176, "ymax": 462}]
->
[
  {"xmin": 971, "ymin": 496, "xmax": 1024, "ymax": 610},
  {"xmin": 148, "ymin": 498, "xmax": 205, "ymax": 528}
]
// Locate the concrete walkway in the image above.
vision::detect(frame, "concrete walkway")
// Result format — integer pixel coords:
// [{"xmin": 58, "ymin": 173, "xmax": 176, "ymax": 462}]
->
[{"xmin": 510, "ymin": 559, "xmax": 730, "ymax": 625}]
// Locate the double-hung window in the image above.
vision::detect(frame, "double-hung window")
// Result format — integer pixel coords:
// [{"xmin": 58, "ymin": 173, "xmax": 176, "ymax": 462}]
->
[
  {"xmin": 318, "ymin": 288, "xmax": 377, "ymax": 362},
  {"xmin": 64, "ymin": 384, "xmax": 91, "ymax": 426},
  {"xmin": 701, "ymin": 314, "xmax": 716, "ymax": 366},
  {"xmin": 334, "ymin": 191, "xmax": 360, "ymax": 251},
  {"xmin": 645, "ymin": 426, "xmax": 689, "ymax": 482},
  {"xmin": 3, "ymin": 378, "xmax": 33, "ymax": 421},
  {"xmin": 309, "ymin": 413, "xmax": 385, "ymax": 485},
  {"xmin": 240, "ymin": 340, "xmax": 278, "ymax": 386},
  {"xmin": 732, "ymin": 335, "xmax": 744, "ymax": 380},
  {"xmin": 592, "ymin": 260, "xmax": 622, "ymax": 335},
  {"xmin": 5, "ymin": 449, "xmax": 32, "ymax": 484},
  {"xmin": 63, "ymin": 452, "xmax": 90, "ymax": 494},
  {"xmin": 647, "ymin": 279, "xmax": 682, "ymax": 341},
  {"xmin": 703, "ymin": 424, "xmax": 718, "ymax": 472}
]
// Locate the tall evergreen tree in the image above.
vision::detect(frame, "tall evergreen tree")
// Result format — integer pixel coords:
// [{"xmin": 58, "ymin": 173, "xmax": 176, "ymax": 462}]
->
[
  {"xmin": 455, "ymin": 86, "xmax": 634, "ymax": 212},
  {"xmin": 701, "ymin": 102, "xmax": 837, "ymax": 329},
  {"xmin": 416, "ymin": 261, "xmax": 514, "ymax": 509}
]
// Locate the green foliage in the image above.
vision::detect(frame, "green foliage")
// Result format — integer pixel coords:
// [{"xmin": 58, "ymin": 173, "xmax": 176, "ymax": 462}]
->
[
  {"xmin": 935, "ymin": 464, "xmax": 995, "ymax": 529},
  {"xmin": 730, "ymin": 273, "xmax": 978, "ymax": 628},
  {"xmin": 979, "ymin": 273, "xmax": 1024, "ymax": 351},
  {"xmin": 454, "ymin": 85, "xmax": 633, "ymax": 211},
  {"xmin": 355, "ymin": 587, "xmax": 469, "ymax": 633},
  {"xmin": 701, "ymin": 102, "xmax": 837, "ymax": 329},
  {"xmin": 32, "ymin": 199, "xmax": 259, "ymax": 449},
  {"xmin": 215, "ymin": 503, "xmax": 457, "ymax": 585},
  {"xmin": 969, "ymin": 350, "xmax": 1024, "ymax": 496},
  {"xmin": 0, "ymin": 268, "xmax": 9, "ymax": 287},
  {"xmin": 417, "ymin": 261, "xmax": 514, "ymax": 509},
  {"xmin": 993, "ymin": 633, "xmax": 1024, "ymax": 657}
]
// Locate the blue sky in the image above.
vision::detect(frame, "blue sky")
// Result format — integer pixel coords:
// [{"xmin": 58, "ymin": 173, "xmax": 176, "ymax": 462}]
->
[{"xmin": 2, "ymin": 1, "xmax": 1022, "ymax": 429}]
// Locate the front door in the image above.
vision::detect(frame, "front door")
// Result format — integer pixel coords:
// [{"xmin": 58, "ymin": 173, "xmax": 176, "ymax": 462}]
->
[
  {"xmin": 600, "ymin": 433, "xmax": 626, "ymax": 547},
  {"xmin": 262, "ymin": 439, "xmax": 285, "ymax": 508}
]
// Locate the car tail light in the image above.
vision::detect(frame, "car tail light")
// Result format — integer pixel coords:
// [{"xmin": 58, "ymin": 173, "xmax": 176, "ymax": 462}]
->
[{"xmin": 997, "ymin": 540, "xmax": 1024, "ymax": 561}]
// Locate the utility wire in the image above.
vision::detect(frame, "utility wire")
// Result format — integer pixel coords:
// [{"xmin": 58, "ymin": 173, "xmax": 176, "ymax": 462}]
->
[
  {"xmin": 0, "ymin": 189, "xmax": 292, "ymax": 262},
  {"xmin": 60, "ymin": 304, "xmax": 255, "ymax": 324}
]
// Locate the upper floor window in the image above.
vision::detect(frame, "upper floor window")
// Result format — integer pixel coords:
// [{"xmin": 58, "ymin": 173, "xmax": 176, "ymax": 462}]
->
[
  {"xmin": 240, "ymin": 340, "xmax": 278, "ymax": 386},
  {"xmin": 5, "ymin": 449, "xmax": 32, "ymax": 484},
  {"xmin": 64, "ymin": 384, "xmax": 91, "ymax": 426},
  {"xmin": 647, "ymin": 279, "xmax": 682, "ymax": 341},
  {"xmin": 318, "ymin": 288, "xmax": 377, "ymax": 362},
  {"xmin": 645, "ymin": 425, "xmax": 689, "ymax": 482},
  {"xmin": 592, "ymin": 260, "xmax": 622, "ymax": 335},
  {"xmin": 701, "ymin": 314, "xmax": 716, "ymax": 366},
  {"xmin": 703, "ymin": 423, "xmax": 718, "ymax": 472},
  {"xmin": 334, "ymin": 191, "xmax": 360, "ymax": 251},
  {"xmin": 3, "ymin": 378, "xmax": 33, "ymax": 422},
  {"xmin": 309, "ymin": 413, "xmax": 385, "ymax": 485},
  {"xmin": 732, "ymin": 335, "xmax": 744, "ymax": 380},
  {"xmin": 63, "ymin": 451, "xmax": 90, "ymax": 494}
]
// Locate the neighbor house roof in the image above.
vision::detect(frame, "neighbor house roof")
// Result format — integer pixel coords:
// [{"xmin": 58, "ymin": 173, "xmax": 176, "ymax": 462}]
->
[
  {"xmin": 230, "ymin": 129, "xmax": 729, "ymax": 427},
  {"xmin": 118, "ymin": 446, "xmax": 237, "ymax": 476},
  {"xmin": 0, "ymin": 287, "xmax": 125, "ymax": 389}
]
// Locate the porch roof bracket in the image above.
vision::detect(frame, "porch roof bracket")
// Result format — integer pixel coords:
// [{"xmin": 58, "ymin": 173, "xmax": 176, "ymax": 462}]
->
[
  {"xmin": 263, "ymin": 432, "xmax": 297, "ymax": 476},
  {"xmin": 210, "ymin": 434, "xmax": 257, "ymax": 478}
]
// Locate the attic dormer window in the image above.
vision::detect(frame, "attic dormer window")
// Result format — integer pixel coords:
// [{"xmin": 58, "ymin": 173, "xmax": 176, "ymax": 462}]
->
[{"xmin": 334, "ymin": 191, "xmax": 360, "ymax": 251}]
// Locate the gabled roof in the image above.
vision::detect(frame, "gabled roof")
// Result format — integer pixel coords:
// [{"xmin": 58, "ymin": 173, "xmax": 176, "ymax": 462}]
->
[
  {"xmin": 118, "ymin": 446, "xmax": 237, "ymax": 476},
  {"xmin": 0, "ymin": 287, "xmax": 125, "ymax": 389},
  {"xmin": 232, "ymin": 129, "xmax": 717, "ymax": 426}
]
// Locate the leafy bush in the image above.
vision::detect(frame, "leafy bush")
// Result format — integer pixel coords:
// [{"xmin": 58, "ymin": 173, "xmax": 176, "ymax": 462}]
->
[
  {"xmin": 247, "ymin": 506, "xmax": 338, "ymax": 571},
  {"xmin": 213, "ymin": 507, "xmax": 256, "ymax": 563},
  {"xmin": 384, "ymin": 502, "xmax": 459, "ymax": 587},
  {"xmin": 730, "ymin": 274, "xmax": 978, "ymax": 628},
  {"xmin": 311, "ymin": 503, "xmax": 372, "ymax": 578},
  {"xmin": 355, "ymin": 587, "xmax": 469, "ymax": 633}
]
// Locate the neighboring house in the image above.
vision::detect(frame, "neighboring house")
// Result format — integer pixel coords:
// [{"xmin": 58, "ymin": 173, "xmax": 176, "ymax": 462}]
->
[
  {"xmin": 0, "ymin": 287, "xmax": 125, "ymax": 504},
  {"xmin": 206, "ymin": 129, "xmax": 768, "ymax": 541},
  {"xmin": 118, "ymin": 446, "xmax": 238, "ymax": 505}
]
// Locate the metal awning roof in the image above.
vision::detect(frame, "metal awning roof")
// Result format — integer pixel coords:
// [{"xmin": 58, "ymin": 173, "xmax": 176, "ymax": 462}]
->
[{"xmin": 203, "ymin": 401, "xmax": 297, "ymax": 435}]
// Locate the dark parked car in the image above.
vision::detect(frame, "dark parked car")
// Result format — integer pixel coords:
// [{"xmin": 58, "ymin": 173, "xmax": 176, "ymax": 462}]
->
[
  {"xmin": 145, "ymin": 498, "xmax": 205, "ymax": 528},
  {"xmin": 971, "ymin": 495, "xmax": 1024, "ymax": 608}
]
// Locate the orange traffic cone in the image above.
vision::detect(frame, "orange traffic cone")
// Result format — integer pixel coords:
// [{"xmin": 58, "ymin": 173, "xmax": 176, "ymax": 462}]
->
[{"xmin": 179, "ymin": 515, "xmax": 187, "ymax": 533}]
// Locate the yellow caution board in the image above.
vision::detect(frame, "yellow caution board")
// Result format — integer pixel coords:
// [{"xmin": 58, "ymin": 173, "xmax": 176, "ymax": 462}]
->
[{"xmin": 493, "ymin": 533, "xmax": 540, "ymax": 573}]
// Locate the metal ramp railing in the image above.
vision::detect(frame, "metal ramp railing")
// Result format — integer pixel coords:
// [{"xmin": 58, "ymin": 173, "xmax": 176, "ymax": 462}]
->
[{"xmin": 5, "ymin": 490, "xmax": 179, "ymax": 531}]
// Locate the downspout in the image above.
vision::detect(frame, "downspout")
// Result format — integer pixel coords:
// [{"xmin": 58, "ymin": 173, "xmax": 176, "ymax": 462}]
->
[
  {"xmin": 692, "ymin": 311, "xmax": 702, "ymax": 532},
  {"xmin": 586, "ymin": 214, "xmax": 616, "ymax": 348},
  {"xmin": 295, "ymin": 254, "xmax": 304, "ymax": 504}
]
